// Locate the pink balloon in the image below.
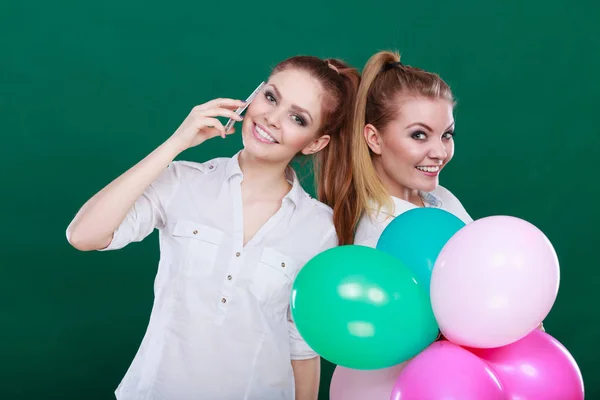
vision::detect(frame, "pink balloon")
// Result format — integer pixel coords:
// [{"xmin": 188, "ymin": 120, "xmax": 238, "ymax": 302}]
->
[
  {"xmin": 430, "ymin": 216, "xmax": 560, "ymax": 348},
  {"xmin": 330, "ymin": 363, "xmax": 407, "ymax": 400},
  {"xmin": 467, "ymin": 329, "xmax": 584, "ymax": 400},
  {"xmin": 390, "ymin": 341, "xmax": 504, "ymax": 400}
]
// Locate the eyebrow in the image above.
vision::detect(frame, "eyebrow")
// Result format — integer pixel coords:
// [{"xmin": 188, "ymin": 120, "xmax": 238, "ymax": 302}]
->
[
  {"xmin": 405, "ymin": 121, "xmax": 455, "ymax": 132},
  {"xmin": 269, "ymin": 84, "xmax": 314, "ymax": 124}
]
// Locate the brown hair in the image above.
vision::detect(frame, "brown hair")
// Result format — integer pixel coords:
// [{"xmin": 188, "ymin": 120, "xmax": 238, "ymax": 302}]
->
[
  {"xmin": 271, "ymin": 56, "xmax": 360, "ymax": 245},
  {"xmin": 335, "ymin": 50, "xmax": 455, "ymax": 243}
]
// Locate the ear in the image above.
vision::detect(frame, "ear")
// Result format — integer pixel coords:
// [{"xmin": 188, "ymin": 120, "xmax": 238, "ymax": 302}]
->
[
  {"xmin": 301, "ymin": 134, "xmax": 331, "ymax": 155},
  {"xmin": 364, "ymin": 124, "xmax": 383, "ymax": 155}
]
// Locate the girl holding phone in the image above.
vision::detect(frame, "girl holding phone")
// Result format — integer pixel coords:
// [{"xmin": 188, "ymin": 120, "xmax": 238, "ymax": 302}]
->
[{"xmin": 66, "ymin": 56, "xmax": 360, "ymax": 400}]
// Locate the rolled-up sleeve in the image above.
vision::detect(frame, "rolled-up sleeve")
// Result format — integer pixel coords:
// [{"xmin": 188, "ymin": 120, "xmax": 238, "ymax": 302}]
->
[
  {"xmin": 287, "ymin": 226, "xmax": 338, "ymax": 360},
  {"xmin": 288, "ymin": 309, "xmax": 318, "ymax": 360},
  {"xmin": 100, "ymin": 162, "xmax": 182, "ymax": 251}
]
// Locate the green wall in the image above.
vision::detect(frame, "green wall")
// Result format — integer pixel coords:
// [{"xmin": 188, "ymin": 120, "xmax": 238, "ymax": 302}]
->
[{"xmin": 2, "ymin": 0, "xmax": 598, "ymax": 398}]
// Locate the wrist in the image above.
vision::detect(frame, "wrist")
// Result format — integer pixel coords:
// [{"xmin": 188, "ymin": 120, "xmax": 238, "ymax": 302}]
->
[{"xmin": 163, "ymin": 136, "xmax": 191, "ymax": 156}]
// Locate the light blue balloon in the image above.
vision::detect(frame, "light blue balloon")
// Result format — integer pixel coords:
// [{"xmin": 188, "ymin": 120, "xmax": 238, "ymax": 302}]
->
[{"xmin": 376, "ymin": 208, "xmax": 466, "ymax": 294}]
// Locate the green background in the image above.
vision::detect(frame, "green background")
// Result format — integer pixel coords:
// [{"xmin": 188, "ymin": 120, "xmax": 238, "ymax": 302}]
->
[{"xmin": 2, "ymin": 0, "xmax": 598, "ymax": 398}]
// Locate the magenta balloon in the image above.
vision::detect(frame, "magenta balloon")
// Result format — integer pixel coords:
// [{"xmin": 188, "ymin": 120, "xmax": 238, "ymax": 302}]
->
[
  {"xmin": 468, "ymin": 329, "xmax": 584, "ymax": 400},
  {"xmin": 390, "ymin": 341, "xmax": 504, "ymax": 400}
]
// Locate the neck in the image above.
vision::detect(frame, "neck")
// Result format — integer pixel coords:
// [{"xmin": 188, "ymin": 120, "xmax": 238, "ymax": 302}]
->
[
  {"xmin": 373, "ymin": 158, "xmax": 423, "ymax": 207},
  {"xmin": 238, "ymin": 150, "xmax": 291, "ymax": 193}
]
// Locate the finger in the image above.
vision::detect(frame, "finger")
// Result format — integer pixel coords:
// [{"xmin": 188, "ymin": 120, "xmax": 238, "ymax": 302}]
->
[
  {"xmin": 200, "ymin": 117, "xmax": 227, "ymax": 138},
  {"xmin": 225, "ymin": 122, "xmax": 238, "ymax": 134},
  {"xmin": 200, "ymin": 107, "xmax": 244, "ymax": 121},
  {"xmin": 204, "ymin": 126, "xmax": 232, "ymax": 139},
  {"xmin": 195, "ymin": 98, "xmax": 247, "ymax": 111},
  {"xmin": 213, "ymin": 98, "xmax": 247, "ymax": 109}
]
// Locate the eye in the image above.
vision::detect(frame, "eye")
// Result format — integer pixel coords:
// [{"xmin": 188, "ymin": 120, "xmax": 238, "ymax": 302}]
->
[
  {"xmin": 442, "ymin": 131, "xmax": 454, "ymax": 140},
  {"xmin": 291, "ymin": 114, "xmax": 306, "ymax": 126},
  {"xmin": 264, "ymin": 91, "xmax": 276, "ymax": 104},
  {"xmin": 411, "ymin": 131, "xmax": 427, "ymax": 140}
]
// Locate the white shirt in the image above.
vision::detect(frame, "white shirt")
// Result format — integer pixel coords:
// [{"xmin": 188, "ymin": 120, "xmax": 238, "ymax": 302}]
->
[
  {"xmin": 354, "ymin": 186, "xmax": 473, "ymax": 248},
  {"xmin": 98, "ymin": 152, "xmax": 337, "ymax": 400}
]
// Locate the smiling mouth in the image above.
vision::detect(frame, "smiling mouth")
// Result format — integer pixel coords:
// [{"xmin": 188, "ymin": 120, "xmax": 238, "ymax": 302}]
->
[
  {"xmin": 253, "ymin": 123, "xmax": 279, "ymax": 144},
  {"xmin": 416, "ymin": 166, "xmax": 440, "ymax": 173}
]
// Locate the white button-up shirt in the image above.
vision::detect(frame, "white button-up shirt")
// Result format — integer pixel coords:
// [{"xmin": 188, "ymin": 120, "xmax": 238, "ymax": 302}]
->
[
  {"xmin": 99, "ymin": 152, "xmax": 337, "ymax": 400},
  {"xmin": 354, "ymin": 186, "xmax": 473, "ymax": 247}
]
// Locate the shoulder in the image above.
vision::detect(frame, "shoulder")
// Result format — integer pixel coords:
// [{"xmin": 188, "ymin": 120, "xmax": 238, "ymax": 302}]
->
[
  {"xmin": 431, "ymin": 185, "xmax": 473, "ymax": 224},
  {"xmin": 163, "ymin": 157, "xmax": 230, "ymax": 184},
  {"xmin": 431, "ymin": 185, "xmax": 463, "ymax": 207},
  {"xmin": 288, "ymin": 183, "xmax": 334, "ymax": 219},
  {"xmin": 171, "ymin": 157, "xmax": 229, "ymax": 175},
  {"xmin": 292, "ymin": 190, "xmax": 337, "ymax": 247},
  {"xmin": 297, "ymin": 191, "xmax": 335, "ymax": 230},
  {"xmin": 354, "ymin": 209, "xmax": 392, "ymax": 248},
  {"xmin": 301, "ymin": 192, "xmax": 334, "ymax": 217}
]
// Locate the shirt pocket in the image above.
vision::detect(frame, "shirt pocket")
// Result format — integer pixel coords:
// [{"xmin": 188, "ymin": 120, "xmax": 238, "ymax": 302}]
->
[
  {"xmin": 250, "ymin": 248, "xmax": 298, "ymax": 312},
  {"xmin": 172, "ymin": 219, "xmax": 225, "ymax": 276}
]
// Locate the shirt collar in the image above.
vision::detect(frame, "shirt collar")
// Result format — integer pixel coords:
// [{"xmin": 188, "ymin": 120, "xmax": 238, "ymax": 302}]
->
[
  {"xmin": 369, "ymin": 190, "xmax": 443, "ymax": 218},
  {"xmin": 225, "ymin": 151, "xmax": 244, "ymax": 180},
  {"xmin": 224, "ymin": 151, "xmax": 302, "ymax": 208},
  {"xmin": 284, "ymin": 168, "xmax": 302, "ymax": 208},
  {"xmin": 419, "ymin": 190, "xmax": 442, "ymax": 208}
]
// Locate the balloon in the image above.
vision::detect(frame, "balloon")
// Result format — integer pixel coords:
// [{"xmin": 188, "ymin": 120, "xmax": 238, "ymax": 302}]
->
[
  {"xmin": 376, "ymin": 208, "xmax": 465, "ymax": 293},
  {"xmin": 390, "ymin": 341, "xmax": 505, "ymax": 400},
  {"xmin": 430, "ymin": 215, "xmax": 560, "ymax": 348},
  {"xmin": 290, "ymin": 245, "xmax": 438, "ymax": 370},
  {"xmin": 467, "ymin": 329, "xmax": 584, "ymax": 400},
  {"xmin": 329, "ymin": 363, "xmax": 407, "ymax": 400}
]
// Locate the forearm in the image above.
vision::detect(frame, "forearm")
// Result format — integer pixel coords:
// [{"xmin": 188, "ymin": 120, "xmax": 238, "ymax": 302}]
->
[
  {"xmin": 292, "ymin": 357, "xmax": 320, "ymax": 400},
  {"xmin": 66, "ymin": 138, "xmax": 184, "ymax": 250}
]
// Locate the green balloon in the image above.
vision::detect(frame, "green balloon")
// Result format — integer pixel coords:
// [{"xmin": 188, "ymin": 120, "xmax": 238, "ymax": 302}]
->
[{"xmin": 291, "ymin": 245, "xmax": 438, "ymax": 370}]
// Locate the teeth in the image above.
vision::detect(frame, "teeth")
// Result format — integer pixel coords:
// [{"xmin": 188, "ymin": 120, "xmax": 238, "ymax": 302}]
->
[
  {"xmin": 255, "ymin": 125, "xmax": 277, "ymax": 143},
  {"xmin": 416, "ymin": 166, "xmax": 440, "ymax": 173}
]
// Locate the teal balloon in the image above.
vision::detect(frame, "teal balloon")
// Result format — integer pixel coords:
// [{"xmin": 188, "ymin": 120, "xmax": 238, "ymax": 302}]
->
[
  {"xmin": 290, "ymin": 245, "xmax": 438, "ymax": 370},
  {"xmin": 376, "ymin": 208, "xmax": 466, "ymax": 294}
]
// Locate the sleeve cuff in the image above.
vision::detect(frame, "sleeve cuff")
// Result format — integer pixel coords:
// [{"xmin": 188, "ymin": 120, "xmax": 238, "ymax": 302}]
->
[
  {"xmin": 97, "ymin": 221, "xmax": 129, "ymax": 251},
  {"xmin": 289, "ymin": 320, "xmax": 318, "ymax": 360}
]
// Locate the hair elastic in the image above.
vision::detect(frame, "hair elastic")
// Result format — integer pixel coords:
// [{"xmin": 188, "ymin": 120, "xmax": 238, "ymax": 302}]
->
[{"xmin": 381, "ymin": 61, "xmax": 403, "ymax": 72}]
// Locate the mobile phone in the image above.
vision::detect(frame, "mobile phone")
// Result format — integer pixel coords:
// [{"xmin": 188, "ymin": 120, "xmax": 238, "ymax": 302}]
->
[{"xmin": 224, "ymin": 81, "xmax": 266, "ymax": 133}]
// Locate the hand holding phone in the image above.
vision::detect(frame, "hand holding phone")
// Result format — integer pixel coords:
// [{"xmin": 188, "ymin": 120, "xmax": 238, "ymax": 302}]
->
[
  {"xmin": 224, "ymin": 81, "xmax": 266, "ymax": 134},
  {"xmin": 168, "ymin": 98, "xmax": 246, "ymax": 150}
]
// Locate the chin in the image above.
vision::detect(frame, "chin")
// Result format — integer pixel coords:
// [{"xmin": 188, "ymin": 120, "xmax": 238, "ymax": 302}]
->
[
  {"xmin": 416, "ymin": 179, "xmax": 439, "ymax": 193},
  {"xmin": 241, "ymin": 141, "xmax": 270, "ymax": 161},
  {"xmin": 241, "ymin": 137, "xmax": 287, "ymax": 164},
  {"xmin": 240, "ymin": 121, "xmax": 299, "ymax": 164}
]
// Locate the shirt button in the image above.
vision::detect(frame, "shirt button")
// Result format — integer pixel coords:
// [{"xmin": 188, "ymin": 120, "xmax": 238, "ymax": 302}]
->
[
  {"xmin": 227, "ymin": 275, "xmax": 232, "ymax": 280},
  {"xmin": 209, "ymin": 164, "xmax": 214, "ymax": 170},
  {"xmin": 281, "ymin": 262, "xmax": 285, "ymax": 268},
  {"xmin": 193, "ymin": 230, "xmax": 198, "ymax": 235},
  {"xmin": 235, "ymin": 252, "xmax": 241, "ymax": 257},
  {"xmin": 221, "ymin": 298, "xmax": 227, "ymax": 303}
]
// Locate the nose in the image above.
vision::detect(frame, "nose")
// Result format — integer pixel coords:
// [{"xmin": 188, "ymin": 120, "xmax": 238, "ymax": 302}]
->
[
  {"xmin": 428, "ymin": 138, "xmax": 448, "ymax": 161},
  {"xmin": 263, "ymin": 107, "xmax": 283, "ymax": 129}
]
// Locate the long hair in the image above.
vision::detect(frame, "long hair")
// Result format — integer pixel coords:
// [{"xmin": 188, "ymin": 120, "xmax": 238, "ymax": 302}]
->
[
  {"xmin": 271, "ymin": 56, "xmax": 360, "ymax": 245},
  {"xmin": 350, "ymin": 50, "xmax": 455, "ymax": 230}
]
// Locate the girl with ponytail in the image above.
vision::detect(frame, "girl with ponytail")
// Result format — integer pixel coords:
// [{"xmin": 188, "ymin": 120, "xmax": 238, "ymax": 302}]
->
[
  {"xmin": 326, "ymin": 50, "xmax": 472, "ymax": 246},
  {"xmin": 66, "ymin": 55, "xmax": 360, "ymax": 400},
  {"xmin": 352, "ymin": 50, "xmax": 473, "ymax": 247}
]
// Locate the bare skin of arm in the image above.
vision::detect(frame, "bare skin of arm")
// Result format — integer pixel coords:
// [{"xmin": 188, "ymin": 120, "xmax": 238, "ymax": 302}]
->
[
  {"xmin": 292, "ymin": 357, "xmax": 320, "ymax": 400},
  {"xmin": 66, "ymin": 98, "xmax": 244, "ymax": 251}
]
